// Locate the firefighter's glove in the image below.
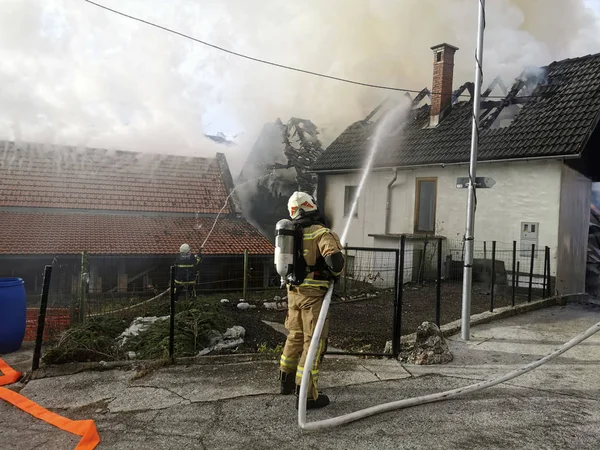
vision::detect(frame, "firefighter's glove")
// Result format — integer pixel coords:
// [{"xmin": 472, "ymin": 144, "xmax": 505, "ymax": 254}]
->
[{"xmin": 324, "ymin": 252, "xmax": 345, "ymax": 275}]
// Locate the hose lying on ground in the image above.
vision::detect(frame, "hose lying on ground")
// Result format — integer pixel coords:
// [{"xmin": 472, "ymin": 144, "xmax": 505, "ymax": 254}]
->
[{"xmin": 298, "ymin": 286, "xmax": 600, "ymax": 431}]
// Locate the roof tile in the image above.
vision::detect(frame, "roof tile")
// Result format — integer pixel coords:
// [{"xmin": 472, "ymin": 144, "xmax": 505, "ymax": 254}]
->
[
  {"xmin": 0, "ymin": 142, "xmax": 233, "ymax": 214},
  {"xmin": 0, "ymin": 211, "xmax": 274, "ymax": 256}
]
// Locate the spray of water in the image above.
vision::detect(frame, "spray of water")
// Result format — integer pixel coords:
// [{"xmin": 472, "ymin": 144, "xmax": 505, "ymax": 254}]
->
[
  {"xmin": 199, "ymin": 171, "xmax": 275, "ymax": 249},
  {"xmin": 340, "ymin": 101, "xmax": 410, "ymax": 243}
]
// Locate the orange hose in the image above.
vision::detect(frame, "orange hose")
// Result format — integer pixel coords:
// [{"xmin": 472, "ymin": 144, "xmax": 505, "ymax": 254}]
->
[{"xmin": 0, "ymin": 358, "xmax": 100, "ymax": 449}]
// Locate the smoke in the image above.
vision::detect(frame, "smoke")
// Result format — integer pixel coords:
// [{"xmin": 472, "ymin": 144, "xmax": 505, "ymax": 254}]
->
[{"xmin": 0, "ymin": 0, "xmax": 599, "ymax": 176}]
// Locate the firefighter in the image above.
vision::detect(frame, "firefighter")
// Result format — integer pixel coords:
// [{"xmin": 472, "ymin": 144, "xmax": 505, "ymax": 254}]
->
[
  {"xmin": 276, "ymin": 191, "xmax": 345, "ymax": 409},
  {"xmin": 174, "ymin": 243, "xmax": 200, "ymax": 301}
]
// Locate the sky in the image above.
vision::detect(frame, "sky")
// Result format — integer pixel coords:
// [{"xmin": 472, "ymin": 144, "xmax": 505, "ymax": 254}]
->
[{"xmin": 1, "ymin": 0, "xmax": 600, "ymax": 177}]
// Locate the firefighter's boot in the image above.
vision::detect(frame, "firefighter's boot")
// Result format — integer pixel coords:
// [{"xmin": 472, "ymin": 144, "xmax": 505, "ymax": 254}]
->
[
  {"xmin": 294, "ymin": 386, "xmax": 330, "ymax": 409},
  {"xmin": 279, "ymin": 371, "xmax": 295, "ymax": 395}
]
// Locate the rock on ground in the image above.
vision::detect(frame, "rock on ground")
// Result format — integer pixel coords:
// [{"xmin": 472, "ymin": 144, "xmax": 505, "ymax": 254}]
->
[
  {"xmin": 407, "ymin": 322, "xmax": 453, "ymax": 365},
  {"xmin": 223, "ymin": 326, "xmax": 246, "ymax": 340}
]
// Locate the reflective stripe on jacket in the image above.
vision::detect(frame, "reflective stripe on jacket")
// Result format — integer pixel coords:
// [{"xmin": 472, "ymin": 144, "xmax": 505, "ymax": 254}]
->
[
  {"xmin": 174, "ymin": 254, "xmax": 199, "ymax": 283},
  {"xmin": 294, "ymin": 224, "xmax": 343, "ymax": 294}
]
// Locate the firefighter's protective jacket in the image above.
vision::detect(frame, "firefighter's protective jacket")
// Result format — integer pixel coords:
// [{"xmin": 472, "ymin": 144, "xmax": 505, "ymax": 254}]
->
[
  {"xmin": 290, "ymin": 224, "xmax": 344, "ymax": 295},
  {"xmin": 174, "ymin": 253, "xmax": 200, "ymax": 285}
]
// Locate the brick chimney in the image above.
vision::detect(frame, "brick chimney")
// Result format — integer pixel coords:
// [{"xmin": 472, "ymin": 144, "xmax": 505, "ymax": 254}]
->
[{"xmin": 429, "ymin": 43, "xmax": 459, "ymax": 127}]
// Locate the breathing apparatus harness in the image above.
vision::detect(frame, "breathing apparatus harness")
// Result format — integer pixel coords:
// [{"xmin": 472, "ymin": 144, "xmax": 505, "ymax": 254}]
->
[{"xmin": 274, "ymin": 212, "xmax": 331, "ymax": 289}]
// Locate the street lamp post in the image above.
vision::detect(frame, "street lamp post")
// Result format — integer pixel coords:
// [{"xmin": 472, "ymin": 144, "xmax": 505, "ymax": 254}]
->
[{"xmin": 461, "ymin": 0, "xmax": 486, "ymax": 341}]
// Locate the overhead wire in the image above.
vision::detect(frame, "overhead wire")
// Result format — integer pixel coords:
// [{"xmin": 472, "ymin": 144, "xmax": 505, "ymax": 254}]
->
[{"xmin": 81, "ymin": 0, "xmax": 545, "ymax": 101}]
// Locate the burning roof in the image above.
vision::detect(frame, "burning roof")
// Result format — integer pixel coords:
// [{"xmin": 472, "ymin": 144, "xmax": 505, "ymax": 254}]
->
[{"xmin": 312, "ymin": 52, "xmax": 600, "ymax": 172}]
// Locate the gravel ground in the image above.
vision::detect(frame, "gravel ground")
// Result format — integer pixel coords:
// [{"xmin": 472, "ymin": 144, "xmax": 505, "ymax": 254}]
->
[{"xmin": 219, "ymin": 281, "xmax": 536, "ymax": 354}]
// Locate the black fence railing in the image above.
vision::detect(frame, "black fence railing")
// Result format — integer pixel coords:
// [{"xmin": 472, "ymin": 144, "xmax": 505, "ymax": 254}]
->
[
  {"xmin": 329, "ymin": 246, "xmax": 401, "ymax": 357},
  {"xmin": 27, "ymin": 238, "xmax": 557, "ymax": 365}
]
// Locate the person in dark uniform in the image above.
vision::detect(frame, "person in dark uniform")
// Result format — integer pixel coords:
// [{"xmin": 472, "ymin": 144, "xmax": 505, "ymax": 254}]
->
[{"xmin": 174, "ymin": 243, "xmax": 200, "ymax": 301}]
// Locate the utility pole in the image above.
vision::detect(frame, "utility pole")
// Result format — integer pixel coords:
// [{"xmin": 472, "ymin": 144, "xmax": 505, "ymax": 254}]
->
[{"xmin": 461, "ymin": 0, "xmax": 486, "ymax": 341}]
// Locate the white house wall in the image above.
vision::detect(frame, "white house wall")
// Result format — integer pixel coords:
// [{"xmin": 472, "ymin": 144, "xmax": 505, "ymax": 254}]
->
[
  {"xmin": 556, "ymin": 164, "xmax": 592, "ymax": 295},
  {"xmin": 323, "ymin": 159, "xmax": 563, "ymax": 276}
]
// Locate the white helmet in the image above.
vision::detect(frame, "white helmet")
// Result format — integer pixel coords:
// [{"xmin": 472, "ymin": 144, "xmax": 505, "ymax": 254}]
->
[
  {"xmin": 287, "ymin": 191, "xmax": 318, "ymax": 220},
  {"xmin": 180, "ymin": 243, "xmax": 191, "ymax": 254}
]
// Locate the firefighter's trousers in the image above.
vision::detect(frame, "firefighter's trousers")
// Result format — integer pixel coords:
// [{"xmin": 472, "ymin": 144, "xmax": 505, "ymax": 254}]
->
[
  {"xmin": 279, "ymin": 289, "xmax": 329, "ymax": 401},
  {"xmin": 174, "ymin": 282, "xmax": 195, "ymax": 301}
]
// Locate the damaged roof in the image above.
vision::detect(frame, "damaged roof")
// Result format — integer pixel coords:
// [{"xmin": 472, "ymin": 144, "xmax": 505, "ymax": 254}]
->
[{"xmin": 312, "ymin": 52, "xmax": 600, "ymax": 171}]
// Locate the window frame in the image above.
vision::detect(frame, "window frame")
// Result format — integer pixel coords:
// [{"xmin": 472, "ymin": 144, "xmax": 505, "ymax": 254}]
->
[
  {"xmin": 343, "ymin": 185, "xmax": 359, "ymax": 218},
  {"xmin": 414, "ymin": 177, "xmax": 438, "ymax": 234}
]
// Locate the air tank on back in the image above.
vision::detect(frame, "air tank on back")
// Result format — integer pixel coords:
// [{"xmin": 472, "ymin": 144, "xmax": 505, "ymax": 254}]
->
[{"xmin": 274, "ymin": 219, "xmax": 295, "ymax": 288}]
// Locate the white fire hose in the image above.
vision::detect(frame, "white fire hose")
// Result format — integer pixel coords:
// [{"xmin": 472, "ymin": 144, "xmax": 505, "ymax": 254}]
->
[{"xmin": 298, "ymin": 287, "xmax": 600, "ymax": 430}]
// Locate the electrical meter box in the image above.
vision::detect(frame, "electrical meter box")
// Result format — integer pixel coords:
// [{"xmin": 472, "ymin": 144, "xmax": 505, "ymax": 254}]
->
[{"xmin": 520, "ymin": 222, "xmax": 539, "ymax": 258}]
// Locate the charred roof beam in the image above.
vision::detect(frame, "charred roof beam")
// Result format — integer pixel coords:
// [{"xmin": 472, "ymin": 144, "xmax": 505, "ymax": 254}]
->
[
  {"xmin": 482, "ymin": 76, "xmax": 509, "ymax": 98},
  {"xmin": 452, "ymin": 82, "xmax": 474, "ymax": 104},
  {"xmin": 411, "ymin": 88, "xmax": 430, "ymax": 107},
  {"xmin": 364, "ymin": 101, "xmax": 387, "ymax": 123},
  {"xmin": 479, "ymin": 78, "xmax": 526, "ymax": 129}
]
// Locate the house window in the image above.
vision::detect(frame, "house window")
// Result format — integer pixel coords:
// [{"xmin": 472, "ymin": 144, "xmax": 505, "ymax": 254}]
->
[
  {"xmin": 344, "ymin": 185, "xmax": 358, "ymax": 218},
  {"xmin": 414, "ymin": 178, "xmax": 437, "ymax": 233}
]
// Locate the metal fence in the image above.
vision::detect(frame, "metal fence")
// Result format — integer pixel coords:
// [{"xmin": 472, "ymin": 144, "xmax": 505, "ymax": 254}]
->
[
  {"xmin": 17, "ymin": 252, "xmax": 277, "ymax": 347},
  {"xmin": 325, "ymin": 237, "xmax": 555, "ymax": 357},
  {"xmin": 329, "ymin": 246, "xmax": 401, "ymax": 357},
  {"xmin": 23, "ymin": 238, "xmax": 557, "ymax": 368}
]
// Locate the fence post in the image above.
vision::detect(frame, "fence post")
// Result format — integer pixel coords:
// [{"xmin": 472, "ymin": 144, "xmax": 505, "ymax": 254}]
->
[
  {"xmin": 78, "ymin": 251, "xmax": 89, "ymax": 322},
  {"xmin": 243, "ymin": 249, "xmax": 249, "ymax": 300},
  {"xmin": 516, "ymin": 261, "xmax": 520, "ymax": 288},
  {"xmin": 483, "ymin": 241, "xmax": 487, "ymax": 260},
  {"xmin": 490, "ymin": 241, "xmax": 496, "ymax": 312},
  {"xmin": 512, "ymin": 240, "xmax": 517, "ymax": 307},
  {"xmin": 542, "ymin": 246, "xmax": 548, "ymax": 297},
  {"xmin": 69, "ymin": 264, "xmax": 78, "ymax": 325},
  {"xmin": 546, "ymin": 246, "xmax": 552, "ymax": 296},
  {"xmin": 392, "ymin": 248, "xmax": 400, "ymax": 358},
  {"xmin": 394, "ymin": 235, "xmax": 406, "ymax": 357},
  {"xmin": 436, "ymin": 238, "xmax": 442, "ymax": 327},
  {"xmin": 343, "ymin": 243, "xmax": 349, "ymax": 299},
  {"xmin": 420, "ymin": 239, "xmax": 428, "ymax": 285},
  {"xmin": 32, "ymin": 265, "xmax": 53, "ymax": 372},
  {"xmin": 169, "ymin": 265, "xmax": 176, "ymax": 360},
  {"xmin": 528, "ymin": 243, "xmax": 535, "ymax": 302}
]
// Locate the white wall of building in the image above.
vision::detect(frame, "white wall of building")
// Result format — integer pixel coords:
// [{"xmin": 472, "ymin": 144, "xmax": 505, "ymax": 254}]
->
[
  {"xmin": 323, "ymin": 159, "xmax": 564, "ymax": 276},
  {"xmin": 556, "ymin": 164, "xmax": 592, "ymax": 294}
]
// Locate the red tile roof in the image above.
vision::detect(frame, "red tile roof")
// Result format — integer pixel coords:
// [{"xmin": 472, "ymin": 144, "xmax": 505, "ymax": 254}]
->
[
  {"xmin": 0, "ymin": 211, "xmax": 273, "ymax": 255},
  {"xmin": 0, "ymin": 141, "xmax": 233, "ymax": 214}
]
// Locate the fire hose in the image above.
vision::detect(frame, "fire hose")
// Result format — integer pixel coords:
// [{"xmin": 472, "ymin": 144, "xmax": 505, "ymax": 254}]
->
[{"xmin": 298, "ymin": 286, "xmax": 600, "ymax": 430}]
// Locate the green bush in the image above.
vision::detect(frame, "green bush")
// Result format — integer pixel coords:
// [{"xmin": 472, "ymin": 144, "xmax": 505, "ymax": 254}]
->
[
  {"xmin": 124, "ymin": 299, "xmax": 232, "ymax": 360},
  {"xmin": 42, "ymin": 316, "xmax": 129, "ymax": 365},
  {"xmin": 42, "ymin": 298, "xmax": 232, "ymax": 364}
]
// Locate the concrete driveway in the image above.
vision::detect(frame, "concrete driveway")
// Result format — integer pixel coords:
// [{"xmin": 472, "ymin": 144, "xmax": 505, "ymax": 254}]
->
[{"xmin": 1, "ymin": 303, "xmax": 599, "ymax": 450}]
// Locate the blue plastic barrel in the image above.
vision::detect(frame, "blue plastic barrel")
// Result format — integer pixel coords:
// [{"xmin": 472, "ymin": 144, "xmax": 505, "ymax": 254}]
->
[{"xmin": 0, "ymin": 278, "xmax": 26, "ymax": 354}]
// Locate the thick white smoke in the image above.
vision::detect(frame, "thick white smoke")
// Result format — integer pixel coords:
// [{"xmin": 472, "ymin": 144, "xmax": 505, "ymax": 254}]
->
[{"xmin": 0, "ymin": 0, "xmax": 599, "ymax": 176}]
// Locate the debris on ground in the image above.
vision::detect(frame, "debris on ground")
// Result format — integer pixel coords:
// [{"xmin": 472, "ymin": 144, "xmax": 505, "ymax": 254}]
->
[
  {"xmin": 197, "ymin": 326, "xmax": 246, "ymax": 356},
  {"xmin": 407, "ymin": 322, "xmax": 453, "ymax": 365},
  {"xmin": 118, "ymin": 316, "xmax": 168, "ymax": 347},
  {"xmin": 223, "ymin": 325, "xmax": 246, "ymax": 340}
]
